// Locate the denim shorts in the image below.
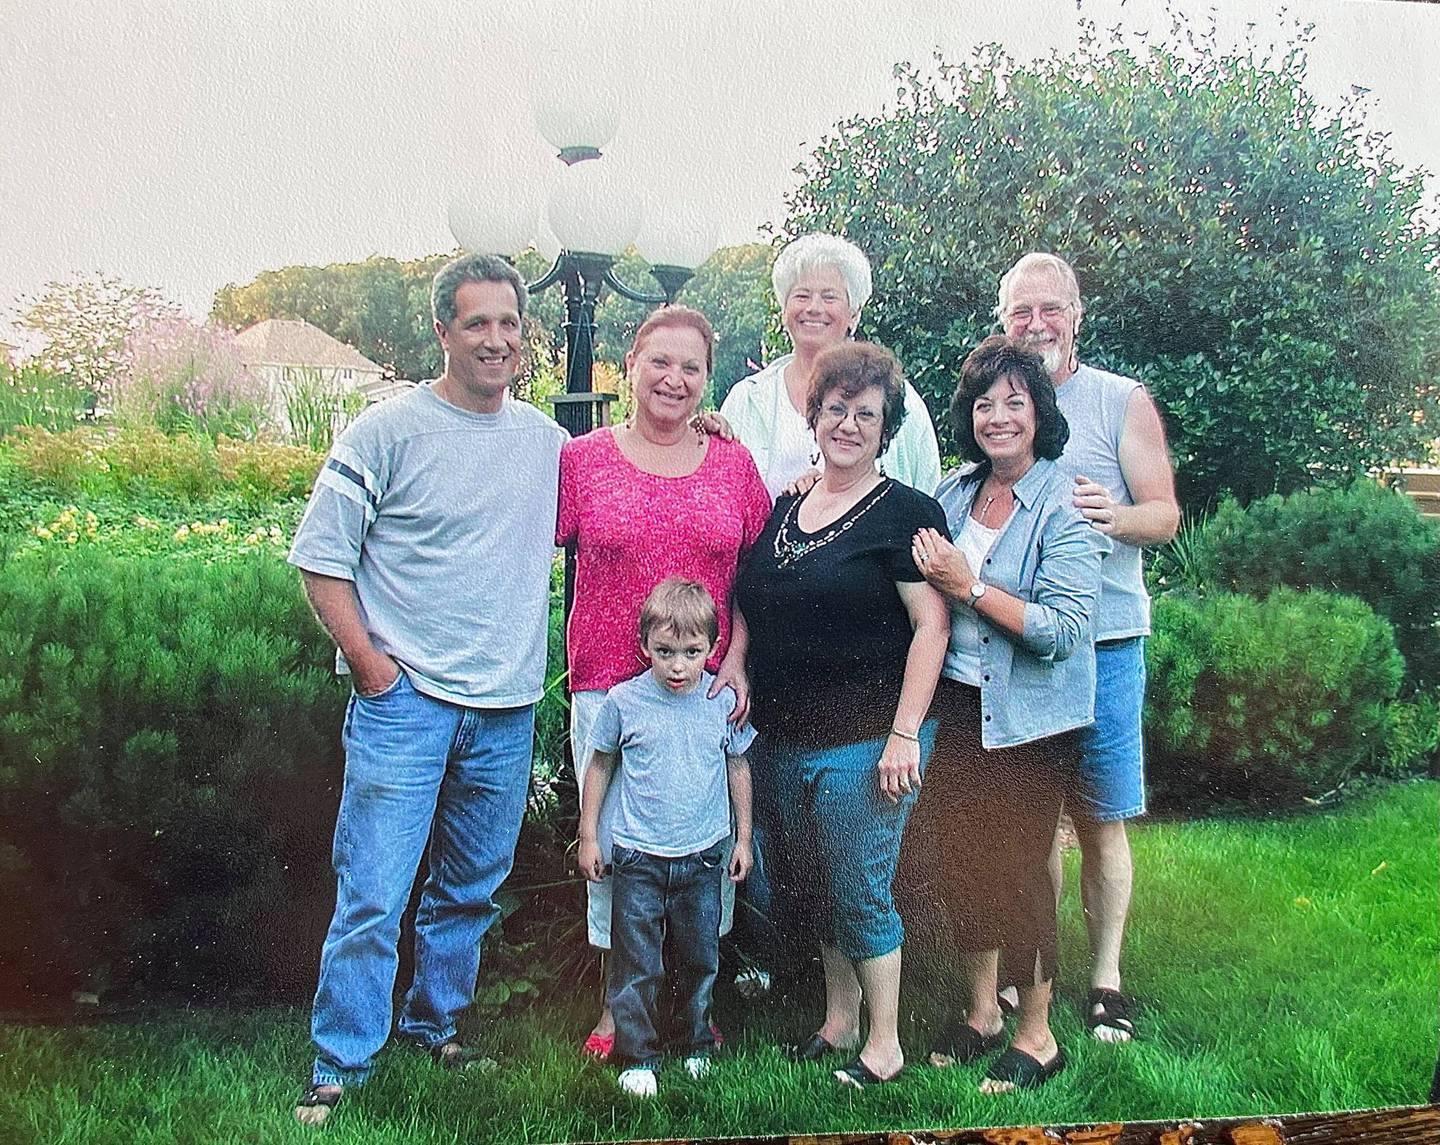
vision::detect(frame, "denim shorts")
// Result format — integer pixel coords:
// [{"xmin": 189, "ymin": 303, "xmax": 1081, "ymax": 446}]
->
[
  {"xmin": 1067, "ymin": 636, "xmax": 1147, "ymax": 822},
  {"xmin": 769, "ymin": 721, "xmax": 937, "ymax": 962}
]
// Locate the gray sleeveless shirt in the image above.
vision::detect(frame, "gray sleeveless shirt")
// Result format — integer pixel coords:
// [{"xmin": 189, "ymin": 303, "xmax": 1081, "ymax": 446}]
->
[{"xmin": 1053, "ymin": 364, "xmax": 1150, "ymax": 640}]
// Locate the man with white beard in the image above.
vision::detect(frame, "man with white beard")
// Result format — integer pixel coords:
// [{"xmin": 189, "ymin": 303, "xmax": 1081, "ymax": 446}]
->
[{"xmin": 994, "ymin": 252, "xmax": 1179, "ymax": 1044}]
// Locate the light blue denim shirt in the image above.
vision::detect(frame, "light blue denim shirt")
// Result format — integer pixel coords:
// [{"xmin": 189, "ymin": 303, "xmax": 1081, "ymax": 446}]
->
[{"xmin": 934, "ymin": 457, "xmax": 1111, "ymax": 749}]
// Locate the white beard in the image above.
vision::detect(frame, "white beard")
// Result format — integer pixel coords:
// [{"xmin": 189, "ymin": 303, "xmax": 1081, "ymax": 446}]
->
[{"xmin": 1020, "ymin": 334, "xmax": 1065, "ymax": 375}]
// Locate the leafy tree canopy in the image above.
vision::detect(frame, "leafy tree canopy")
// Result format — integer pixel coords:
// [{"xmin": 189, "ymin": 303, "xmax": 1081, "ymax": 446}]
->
[
  {"xmin": 782, "ymin": 14, "xmax": 1440, "ymax": 509},
  {"xmin": 216, "ymin": 246, "xmax": 774, "ymax": 409},
  {"xmin": 212, "ymin": 254, "xmax": 450, "ymax": 383}
]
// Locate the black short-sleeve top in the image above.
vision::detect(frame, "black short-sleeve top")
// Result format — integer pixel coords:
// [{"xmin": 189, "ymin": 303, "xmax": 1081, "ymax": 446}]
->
[{"xmin": 735, "ymin": 477, "xmax": 950, "ymax": 747}]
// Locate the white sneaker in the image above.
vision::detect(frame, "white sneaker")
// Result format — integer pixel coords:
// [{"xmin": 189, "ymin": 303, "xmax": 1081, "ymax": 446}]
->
[
  {"xmin": 618, "ymin": 1067, "xmax": 658, "ymax": 1097},
  {"xmin": 683, "ymin": 1054, "xmax": 712, "ymax": 1080}
]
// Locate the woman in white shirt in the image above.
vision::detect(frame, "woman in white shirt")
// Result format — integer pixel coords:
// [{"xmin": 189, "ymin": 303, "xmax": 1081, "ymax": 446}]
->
[{"xmin": 720, "ymin": 233, "xmax": 942, "ymax": 499}]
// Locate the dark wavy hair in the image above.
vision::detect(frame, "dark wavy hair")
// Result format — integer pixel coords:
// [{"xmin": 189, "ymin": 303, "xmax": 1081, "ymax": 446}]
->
[
  {"xmin": 949, "ymin": 335, "xmax": 1069, "ymax": 471},
  {"xmin": 805, "ymin": 341, "xmax": 909, "ymax": 456}
]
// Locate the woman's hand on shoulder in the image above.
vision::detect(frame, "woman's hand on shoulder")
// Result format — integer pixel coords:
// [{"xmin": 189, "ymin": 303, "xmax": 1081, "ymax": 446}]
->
[
  {"xmin": 709, "ymin": 660, "xmax": 750, "ymax": 726},
  {"xmin": 877, "ymin": 733, "xmax": 922, "ymax": 804},
  {"xmin": 782, "ymin": 468, "xmax": 822, "ymax": 497},
  {"xmin": 911, "ymin": 527, "xmax": 975, "ymax": 600},
  {"xmin": 693, "ymin": 410, "xmax": 735, "ymax": 441}
]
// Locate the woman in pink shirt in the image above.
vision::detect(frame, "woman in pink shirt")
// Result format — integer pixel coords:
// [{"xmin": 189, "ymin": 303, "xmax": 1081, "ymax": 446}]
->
[{"xmin": 556, "ymin": 306, "xmax": 772, "ymax": 1058}]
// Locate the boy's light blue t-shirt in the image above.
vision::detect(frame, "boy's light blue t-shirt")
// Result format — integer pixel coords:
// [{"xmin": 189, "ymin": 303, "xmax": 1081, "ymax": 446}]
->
[{"xmin": 589, "ymin": 671, "xmax": 756, "ymax": 858}]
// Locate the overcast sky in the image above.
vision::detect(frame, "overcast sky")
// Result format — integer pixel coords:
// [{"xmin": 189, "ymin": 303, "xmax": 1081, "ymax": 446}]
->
[{"xmin": 2, "ymin": 0, "xmax": 1437, "ymax": 342}]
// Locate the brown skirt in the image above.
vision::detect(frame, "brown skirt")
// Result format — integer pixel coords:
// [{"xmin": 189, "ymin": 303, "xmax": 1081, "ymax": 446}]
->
[{"xmin": 909, "ymin": 678, "xmax": 1074, "ymax": 985}]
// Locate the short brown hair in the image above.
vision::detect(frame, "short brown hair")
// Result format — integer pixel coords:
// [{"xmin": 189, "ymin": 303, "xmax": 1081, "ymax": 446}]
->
[
  {"xmin": 631, "ymin": 306, "xmax": 716, "ymax": 374},
  {"xmin": 805, "ymin": 341, "xmax": 909, "ymax": 456},
  {"xmin": 949, "ymin": 335, "xmax": 1070, "ymax": 465},
  {"xmin": 638, "ymin": 577, "xmax": 719, "ymax": 646}
]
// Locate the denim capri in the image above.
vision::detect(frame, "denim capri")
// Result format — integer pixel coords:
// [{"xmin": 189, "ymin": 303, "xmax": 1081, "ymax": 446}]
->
[{"xmin": 760, "ymin": 720, "xmax": 937, "ymax": 962}]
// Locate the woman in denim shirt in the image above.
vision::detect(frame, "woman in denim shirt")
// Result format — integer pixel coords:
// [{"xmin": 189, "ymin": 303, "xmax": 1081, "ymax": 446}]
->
[{"xmin": 909, "ymin": 336, "xmax": 1109, "ymax": 1093}]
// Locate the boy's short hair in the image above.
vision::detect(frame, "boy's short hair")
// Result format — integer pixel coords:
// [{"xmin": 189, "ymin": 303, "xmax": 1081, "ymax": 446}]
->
[{"xmin": 639, "ymin": 577, "xmax": 720, "ymax": 646}]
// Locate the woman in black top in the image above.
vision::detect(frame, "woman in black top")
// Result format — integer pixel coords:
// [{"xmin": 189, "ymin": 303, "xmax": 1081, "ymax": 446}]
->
[{"xmin": 735, "ymin": 342, "xmax": 950, "ymax": 1088}]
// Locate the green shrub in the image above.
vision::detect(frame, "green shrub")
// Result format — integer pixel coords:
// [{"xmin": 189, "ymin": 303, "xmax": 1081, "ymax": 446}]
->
[
  {"xmin": 5, "ymin": 425, "xmax": 323, "ymax": 507},
  {"xmin": 0, "ymin": 547, "xmax": 346, "ymax": 1001},
  {"xmin": 1145, "ymin": 588, "xmax": 1404, "ymax": 810},
  {"xmin": 781, "ymin": 19, "xmax": 1440, "ymax": 510},
  {"xmin": 0, "ymin": 544, "xmax": 574, "ymax": 1003},
  {"xmin": 1379, "ymin": 690, "xmax": 1440, "ymax": 778},
  {"xmin": 1183, "ymin": 481, "xmax": 1440, "ymax": 688}
]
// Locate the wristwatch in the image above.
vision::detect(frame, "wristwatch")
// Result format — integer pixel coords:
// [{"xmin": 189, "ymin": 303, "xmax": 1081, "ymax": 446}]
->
[{"xmin": 967, "ymin": 580, "xmax": 987, "ymax": 608}]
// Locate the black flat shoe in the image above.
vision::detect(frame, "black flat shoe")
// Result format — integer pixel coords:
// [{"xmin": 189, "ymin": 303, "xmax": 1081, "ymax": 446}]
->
[
  {"xmin": 783, "ymin": 1032, "xmax": 839, "ymax": 1062},
  {"xmin": 982, "ymin": 1045, "xmax": 1067, "ymax": 1091},
  {"xmin": 929, "ymin": 1021, "xmax": 1004, "ymax": 1067},
  {"xmin": 834, "ymin": 1057, "xmax": 904, "ymax": 1088}
]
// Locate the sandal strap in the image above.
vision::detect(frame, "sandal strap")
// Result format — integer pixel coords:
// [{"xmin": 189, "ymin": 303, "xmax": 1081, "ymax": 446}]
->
[
  {"xmin": 296, "ymin": 1084, "xmax": 342, "ymax": 1109},
  {"xmin": 1086, "ymin": 987, "xmax": 1137, "ymax": 1032},
  {"xmin": 932, "ymin": 1021, "xmax": 1003, "ymax": 1063}
]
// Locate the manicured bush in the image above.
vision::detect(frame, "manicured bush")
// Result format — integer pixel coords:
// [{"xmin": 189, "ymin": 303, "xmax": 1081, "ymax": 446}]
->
[
  {"xmin": 0, "ymin": 541, "xmax": 573, "ymax": 1004},
  {"xmin": 1145, "ymin": 587, "xmax": 1404, "ymax": 810},
  {"xmin": 1380, "ymin": 690, "xmax": 1440, "ymax": 778},
  {"xmin": 0, "ymin": 546, "xmax": 346, "ymax": 1002},
  {"xmin": 1184, "ymin": 481, "xmax": 1440, "ymax": 688}
]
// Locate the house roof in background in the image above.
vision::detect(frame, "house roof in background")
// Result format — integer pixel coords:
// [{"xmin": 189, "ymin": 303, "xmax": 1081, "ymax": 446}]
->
[{"xmin": 234, "ymin": 319, "xmax": 383, "ymax": 372}]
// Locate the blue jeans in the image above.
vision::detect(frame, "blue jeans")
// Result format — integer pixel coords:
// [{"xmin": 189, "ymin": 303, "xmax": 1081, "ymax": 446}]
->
[
  {"xmin": 608, "ymin": 841, "xmax": 725, "ymax": 1068},
  {"xmin": 310, "ymin": 672, "xmax": 534, "ymax": 1087},
  {"xmin": 1068, "ymin": 637, "xmax": 1148, "ymax": 822},
  {"xmin": 771, "ymin": 723, "xmax": 937, "ymax": 961}
]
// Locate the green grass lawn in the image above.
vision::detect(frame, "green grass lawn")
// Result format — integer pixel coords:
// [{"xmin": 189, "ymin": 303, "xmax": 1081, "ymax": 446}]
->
[{"xmin": 2, "ymin": 780, "xmax": 1435, "ymax": 1145}]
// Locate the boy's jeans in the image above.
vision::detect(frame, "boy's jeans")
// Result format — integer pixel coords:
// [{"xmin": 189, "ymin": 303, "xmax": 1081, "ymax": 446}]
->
[
  {"xmin": 608, "ymin": 841, "xmax": 725, "ymax": 1068},
  {"xmin": 310, "ymin": 672, "xmax": 534, "ymax": 1087}
]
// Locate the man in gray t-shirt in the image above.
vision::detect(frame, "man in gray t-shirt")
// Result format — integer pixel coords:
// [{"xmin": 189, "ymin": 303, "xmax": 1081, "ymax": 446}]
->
[{"xmin": 290, "ymin": 253, "xmax": 567, "ymax": 1125}]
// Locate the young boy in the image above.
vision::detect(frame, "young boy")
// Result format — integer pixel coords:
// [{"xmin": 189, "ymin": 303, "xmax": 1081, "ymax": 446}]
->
[{"xmin": 578, "ymin": 577, "xmax": 754, "ymax": 1098}]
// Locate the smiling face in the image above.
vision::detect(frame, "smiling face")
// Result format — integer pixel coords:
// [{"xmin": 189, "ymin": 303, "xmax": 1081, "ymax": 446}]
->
[
  {"xmin": 434, "ymin": 279, "xmax": 523, "ymax": 412},
  {"xmin": 972, "ymin": 374, "xmax": 1038, "ymax": 467},
  {"xmin": 999, "ymin": 267, "xmax": 1081, "ymax": 381},
  {"xmin": 644, "ymin": 624, "xmax": 715, "ymax": 694},
  {"xmin": 625, "ymin": 324, "xmax": 709, "ymax": 430},
  {"xmin": 814, "ymin": 381, "xmax": 886, "ymax": 475},
  {"xmin": 782, "ymin": 264, "xmax": 857, "ymax": 354}
]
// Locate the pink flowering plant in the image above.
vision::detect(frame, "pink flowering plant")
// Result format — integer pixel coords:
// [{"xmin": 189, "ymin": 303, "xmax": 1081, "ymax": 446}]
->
[{"xmin": 112, "ymin": 318, "xmax": 272, "ymax": 440}]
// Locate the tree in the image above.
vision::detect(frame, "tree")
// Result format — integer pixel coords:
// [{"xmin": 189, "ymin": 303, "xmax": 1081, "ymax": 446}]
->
[
  {"xmin": 517, "ymin": 244, "xmax": 775, "ymax": 406},
  {"xmin": 678, "ymin": 244, "xmax": 776, "ymax": 403},
  {"xmin": 15, "ymin": 275, "xmax": 182, "ymax": 409},
  {"xmin": 215, "ymin": 244, "xmax": 774, "ymax": 410},
  {"xmin": 781, "ymin": 15, "xmax": 1440, "ymax": 510},
  {"xmin": 211, "ymin": 255, "xmax": 449, "ymax": 383}
]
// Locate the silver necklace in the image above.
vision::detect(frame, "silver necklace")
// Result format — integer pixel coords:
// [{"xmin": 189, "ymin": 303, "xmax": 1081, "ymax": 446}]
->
[{"xmin": 773, "ymin": 480, "xmax": 891, "ymax": 569}]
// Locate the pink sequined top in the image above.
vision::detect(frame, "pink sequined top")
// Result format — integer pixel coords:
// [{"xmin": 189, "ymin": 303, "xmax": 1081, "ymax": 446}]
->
[{"xmin": 556, "ymin": 428, "xmax": 773, "ymax": 694}]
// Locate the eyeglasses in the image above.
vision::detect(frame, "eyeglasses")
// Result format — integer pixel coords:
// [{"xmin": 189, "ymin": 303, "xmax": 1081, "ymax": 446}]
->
[
  {"xmin": 1003, "ymin": 302, "xmax": 1072, "ymax": 325},
  {"xmin": 818, "ymin": 403, "xmax": 881, "ymax": 428}
]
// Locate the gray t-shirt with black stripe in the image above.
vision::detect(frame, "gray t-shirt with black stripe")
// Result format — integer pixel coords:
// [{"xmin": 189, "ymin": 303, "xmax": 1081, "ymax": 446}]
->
[{"xmin": 288, "ymin": 383, "xmax": 566, "ymax": 707}]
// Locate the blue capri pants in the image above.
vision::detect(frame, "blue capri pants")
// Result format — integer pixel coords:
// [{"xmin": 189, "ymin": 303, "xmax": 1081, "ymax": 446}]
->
[{"xmin": 760, "ymin": 721, "xmax": 937, "ymax": 962}]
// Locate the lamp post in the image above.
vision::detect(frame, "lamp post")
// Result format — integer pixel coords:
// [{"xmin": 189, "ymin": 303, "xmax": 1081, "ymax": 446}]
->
[
  {"xmin": 448, "ymin": 119, "xmax": 713, "ymax": 439},
  {"xmin": 446, "ymin": 104, "xmax": 716, "ymax": 647}
]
